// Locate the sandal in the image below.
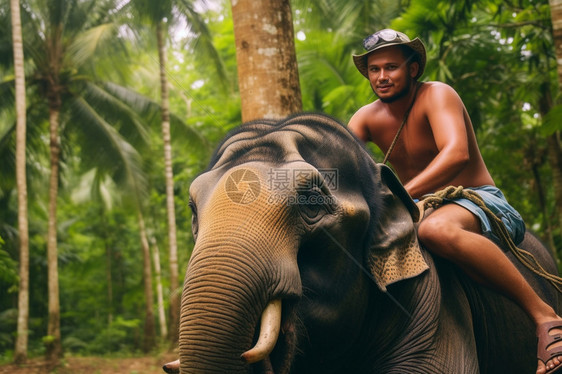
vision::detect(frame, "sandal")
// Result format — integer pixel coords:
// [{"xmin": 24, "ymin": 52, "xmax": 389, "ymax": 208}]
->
[{"xmin": 538, "ymin": 321, "xmax": 562, "ymax": 374}]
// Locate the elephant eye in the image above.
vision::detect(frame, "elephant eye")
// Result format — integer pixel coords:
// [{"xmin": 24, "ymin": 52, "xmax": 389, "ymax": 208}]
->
[
  {"xmin": 189, "ymin": 199, "xmax": 198, "ymax": 241},
  {"xmin": 297, "ymin": 188, "xmax": 333, "ymax": 224}
]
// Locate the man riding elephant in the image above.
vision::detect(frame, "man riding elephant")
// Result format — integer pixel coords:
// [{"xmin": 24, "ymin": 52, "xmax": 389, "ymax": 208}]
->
[
  {"xmin": 165, "ymin": 110, "xmax": 561, "ymax": 373},
  {"xmin": 348, "ymin": 28, "xmax": 562, "ymax": 374}
]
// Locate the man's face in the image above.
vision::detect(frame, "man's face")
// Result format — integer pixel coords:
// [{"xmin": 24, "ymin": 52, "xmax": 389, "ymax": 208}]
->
[{"xmin": 366, "ymin": 46, "xmax": 418, "ymax": 103}]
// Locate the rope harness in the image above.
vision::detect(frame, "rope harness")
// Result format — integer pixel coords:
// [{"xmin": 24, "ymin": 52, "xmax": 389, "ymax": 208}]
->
[
  {"xmin": 421, "ymin": 186, "xmax": 562, "ymax": 293},
  {"xmin": 382, "ymin": 82, "xmax": 421, "ymax": 165}
]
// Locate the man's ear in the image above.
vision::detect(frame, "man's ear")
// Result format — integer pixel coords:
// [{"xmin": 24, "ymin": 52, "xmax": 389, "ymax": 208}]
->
[{"xmin": 409, "ymin": 61, "xmax": 420, "ymax": 79}]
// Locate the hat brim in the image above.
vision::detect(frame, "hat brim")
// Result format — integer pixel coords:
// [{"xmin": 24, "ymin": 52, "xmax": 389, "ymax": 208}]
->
[{"xmin": 352, "ymin": 38, "xmax": 426, "ymax": 80}]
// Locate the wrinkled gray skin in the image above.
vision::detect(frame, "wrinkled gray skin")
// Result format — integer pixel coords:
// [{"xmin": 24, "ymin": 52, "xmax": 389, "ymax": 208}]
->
[{"xmin": 178, "ymin": 113, "xmax": 560, "ymax": 374}]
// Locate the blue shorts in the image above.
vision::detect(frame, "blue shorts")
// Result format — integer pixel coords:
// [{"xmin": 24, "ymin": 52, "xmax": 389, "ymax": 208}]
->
[{"xmin": 443, "ymin": 185, "xmax": 526, "ymax": 246}]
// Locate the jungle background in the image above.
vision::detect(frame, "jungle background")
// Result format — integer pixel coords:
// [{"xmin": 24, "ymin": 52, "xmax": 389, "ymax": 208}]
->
[{"xmin": 1, "ymin": 0, "xmax": 562, "ymax": 372}]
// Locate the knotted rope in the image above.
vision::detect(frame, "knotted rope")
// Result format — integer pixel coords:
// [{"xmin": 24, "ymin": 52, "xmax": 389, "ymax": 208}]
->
[{"xmin": 421, "ymin": 186, "xmax": 562, "ymax": 293}]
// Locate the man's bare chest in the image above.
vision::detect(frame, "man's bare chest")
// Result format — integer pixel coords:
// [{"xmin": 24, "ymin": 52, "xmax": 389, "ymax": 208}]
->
[{"xmin": 372, "ymin": 115, "xmax": 438, "ymax": 160}]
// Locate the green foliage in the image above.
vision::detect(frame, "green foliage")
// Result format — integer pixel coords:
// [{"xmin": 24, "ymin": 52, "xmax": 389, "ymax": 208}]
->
[
  {"xmin": 0, "ymin": 236, "xmax": 18, "ymax": 288},
  {"xmin": 41, "ymin": 334, "xmax": 55, "ymax": 346},
  {"xmin": 543, "ymin": 104, "xmax": 562, "ymax": 135},
  {"xmin": 1, "ymin": 0, "xmax": 561, "ymax": 360},
  {"xmin": 296, "ymin": 30, "xmax": 373, "ymax": 121},
  {"xmin": 391, "ymin": 0, "xmax": 561, "ymax": 247},
  {"xmin": 88, "ymin": 317, "xmax": 141, "ymax": 355},
  {"xmin": 0, "ymin": 308, "xmax": 17, "ymax": 359}
]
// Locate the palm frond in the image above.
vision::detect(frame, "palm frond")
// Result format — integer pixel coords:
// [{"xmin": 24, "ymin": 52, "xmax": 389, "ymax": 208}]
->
[
  {"xmin": 68, "ymin": 23, "xmax": 117, "ymax": 67},
  {"xmin": 79, "ymin": 81, "xmax": 151, "ymax": 148},
  {"xmin": 0, "ymin": 78, "xmax": 15, "ymax": 114},
  {"xmin": 132, "ymin": 0, "xmax": 172, "ymax": 24},
  {"xmin": 169, "ymin": 112, "xmax": 211, "ymax": 155},
  {"xmin": 542, "ymin": 105, "xmax": 562, "ymax": 136},
  {"xmin": 81, "ymin": 0, "xmax": 123, "ymax": 31},
  {"xmin": 297, "ymin": 30, "xmax": 371, "ymax": 118},
  {"xmin": 177, "ymin": 0, "xmax": 229, "ymax": 88},
  {"xmin": 71, "ymin": 167, "xmax": 122, "ymax": 210},
  {"xmin": 67, "ymin": 96, "xmax": 147, "ymax": 199},
  {"xmin": 101, "ymin": 81, "xmax": 162, "ymax": 125},
  {"xmin": 19, "ymin": 2, "xmax": 51, "ymax": 69},
  {"xmin": 101, "ymin": 81, "xmax": 209, "ymax": 155},
  {"xmin": 0, "ymin": 116, "xmax": 15, "ymax": 191}
]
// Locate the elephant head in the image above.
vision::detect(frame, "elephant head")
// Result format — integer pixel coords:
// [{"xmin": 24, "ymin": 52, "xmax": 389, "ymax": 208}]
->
[{"xmin": 179, "ymin": 113, "xmax": 427, "ymax": 373}]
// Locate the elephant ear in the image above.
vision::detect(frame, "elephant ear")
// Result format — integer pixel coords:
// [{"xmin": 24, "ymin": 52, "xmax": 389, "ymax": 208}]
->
[{"xmin": 366, "ymin": 164, "xmax": 429, "ymax": 292}]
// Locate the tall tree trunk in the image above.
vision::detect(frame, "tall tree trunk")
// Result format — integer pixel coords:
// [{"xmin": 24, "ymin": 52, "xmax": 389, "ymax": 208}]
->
[
  {"xmin": 531, "ymin": 157, "xmax": 557, "ymax": 252},
  {"xmin": 138, "ymin": 210, "xmax": 156, "ymax": 352},
  {"xmin": 11, "ymin": 0, "xmax": 29, "ymax": 364},
  {"xmin": 231, "ymin": 0, "xmax": 302, "ymax": 122},
  {"xmin": 549, "ymin": 0, "xmax": 562, "ymax": 250},
  {"xmin": 106, "ymin": 241, "xmax": 113, "ymax": 324},
  {"xmin": 547, "ymin": 133, "xmax": 562, "ymax": 239},
  {"xmin": 46, "ymin": 103, "xmax": 62, "ymax": 362},
  {"xmin": 100, "ymin": 211, "xmax": 113, "ymax": 325},
  {"xmin": 156, "ymin": 21, "xmax": 179, "ymax": 344},
  {"xmin": 149, "ymin": 234, "xmax": 167, "ymax": 340},
  {"xmin": 551, "ymin": 0, "xmax": 562, "ymax": 84}
]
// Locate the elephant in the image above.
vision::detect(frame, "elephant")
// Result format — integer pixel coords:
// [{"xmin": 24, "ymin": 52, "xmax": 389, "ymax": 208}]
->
[{"xmin": 171, "ymin": 112, "xmax": 561, "ymax": 373}]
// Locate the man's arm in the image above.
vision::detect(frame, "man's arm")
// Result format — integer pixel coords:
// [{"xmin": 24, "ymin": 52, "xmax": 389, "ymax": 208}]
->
[{"xmin": 403, "ymin": 84, "xmax": 470, "ymax": 198}]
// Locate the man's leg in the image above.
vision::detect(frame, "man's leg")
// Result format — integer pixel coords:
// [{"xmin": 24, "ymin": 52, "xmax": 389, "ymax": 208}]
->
[{"xmin": 417, "ymin": 204, "xmax": 562, "ymax": 374}]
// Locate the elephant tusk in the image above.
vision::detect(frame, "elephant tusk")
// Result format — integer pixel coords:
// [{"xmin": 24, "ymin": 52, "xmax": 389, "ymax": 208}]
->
[
  {"xmin": 162, "ymin": 359, "xmax": 180, "ymax": 374},
  {"xmin": 241, "ymin": 299, "xmax": 282, "ymax": 364}
]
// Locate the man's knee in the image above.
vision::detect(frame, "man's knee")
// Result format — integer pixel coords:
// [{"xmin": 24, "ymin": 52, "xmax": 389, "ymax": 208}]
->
[{"xmin": 417, "ymin": 215, "xmax": 460, "ymax": 256}]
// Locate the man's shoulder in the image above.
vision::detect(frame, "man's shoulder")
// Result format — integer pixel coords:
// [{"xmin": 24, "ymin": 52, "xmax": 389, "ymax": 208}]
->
[
  {"xmin": 348, "ymin": 101, "xmax": 382, "ymax": 141},
  {"xmin": 358, "ymin": 100, "xmax": 381, "ymax": 112},
  {"xmin": 420, "ymin": 81, "xmax": 459, "ymax": 97},
  {"xmin": 350, "ymin": 101, "xmax": 381, "ymax": 122},
  {"xmin": 418, "ymin": 81, "xmax": 463, "ymax": 108}
]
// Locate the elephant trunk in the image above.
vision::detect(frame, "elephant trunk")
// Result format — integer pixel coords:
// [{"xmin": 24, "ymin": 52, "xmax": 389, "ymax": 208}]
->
[
  {"xmin": 180, "ymin": 165, "xmax": 303, "ymax": 373},
  {"xmin": 179, "ymin": 241, "xmax": 297, "ymax": 374}
]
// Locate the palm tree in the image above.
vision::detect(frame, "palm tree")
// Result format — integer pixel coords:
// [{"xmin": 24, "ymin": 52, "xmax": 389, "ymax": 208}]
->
[
  {"xmin": 231, "ymin": 0, "xmax": 302, "ymax": 121},
  {"xmin": 1, "ymin": 0, "xmax": 155, "ymax": 361},
  {"xmin": 149, "ymin": 232, "xmax": 168, "ymax": 340},
  {"xmin": 76, "ymin": 165, "xmax": 157, "ymax": 351},
  {"xmin": 128, "ymin": 0, "xmax": 226, "ymax": 344},
  {"xmin": 156, "ymin": 18, "xmax": 180, "ymax": 344},
  {"xmin": 10, "ymin": 0, "xmax": 30, "ymax": 363},
  {"xmin": 137, "ymin": 206, "xmax": 156, "ymax": 351}
]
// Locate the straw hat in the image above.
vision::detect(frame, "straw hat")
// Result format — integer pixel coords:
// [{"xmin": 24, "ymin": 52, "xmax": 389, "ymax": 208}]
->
[{"xmin": 353, "ymin": 29, "xmax": 426, "ymax": 80}]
